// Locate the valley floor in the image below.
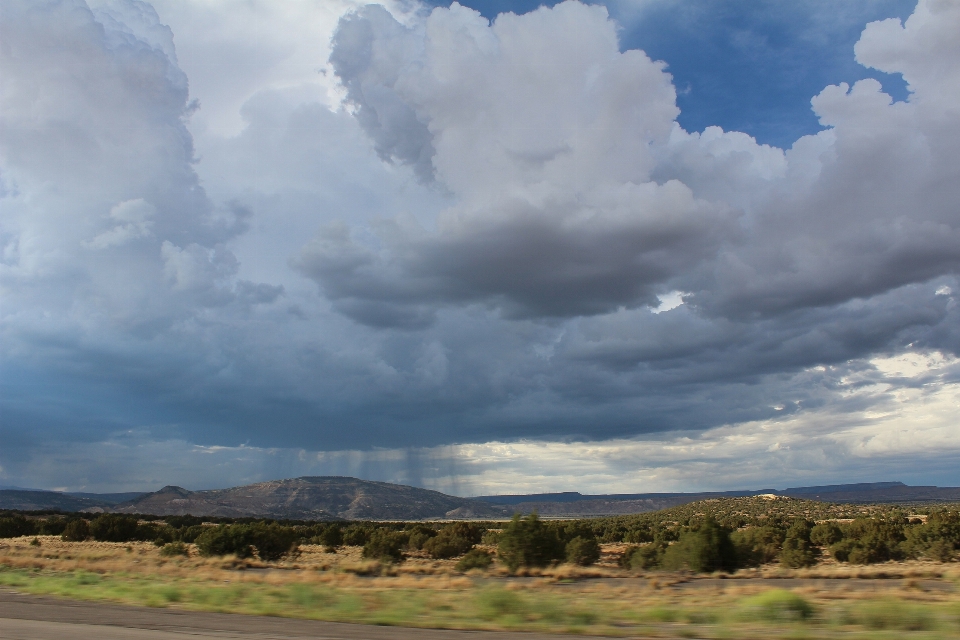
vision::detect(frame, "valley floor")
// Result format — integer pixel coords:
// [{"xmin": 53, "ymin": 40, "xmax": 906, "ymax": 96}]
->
[{"xmin": 1, "ymin": 536, "xmax": 959, "ymax": 638}]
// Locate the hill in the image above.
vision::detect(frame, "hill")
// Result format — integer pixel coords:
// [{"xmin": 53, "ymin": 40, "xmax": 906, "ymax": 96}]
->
[
  {"xmin": 475, "ymin": 482, "xmax": 960, "ymax": 517},
  {"xmin": 109, "ymin": 477, "xmax": 509, "ymax": 520},
  {"xmin": 0, "ymin": 490, "xmax": 113, "ymax": 512}
]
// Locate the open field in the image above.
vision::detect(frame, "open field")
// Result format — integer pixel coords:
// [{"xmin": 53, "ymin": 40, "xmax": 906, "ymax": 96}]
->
[{"xmin": 2, "ymin": 535, "xmax": 960, "ymax": 638}]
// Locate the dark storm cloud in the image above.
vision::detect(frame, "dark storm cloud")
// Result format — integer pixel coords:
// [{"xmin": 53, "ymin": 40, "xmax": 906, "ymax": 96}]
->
[{"xmin": 3, "ymin": 0, "xmax": 960, "ymax": 491}]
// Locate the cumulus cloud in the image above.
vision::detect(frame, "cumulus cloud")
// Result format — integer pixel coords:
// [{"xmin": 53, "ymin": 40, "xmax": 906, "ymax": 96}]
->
[
  {"xmin": 303, "ymin": 1, "xmax": 733, "ymax": 323},
  {"xmin": 3, "ymin": 0, "xmax": 960, "ymax": 492}
]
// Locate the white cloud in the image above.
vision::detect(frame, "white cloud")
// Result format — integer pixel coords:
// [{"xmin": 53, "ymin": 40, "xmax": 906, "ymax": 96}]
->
[
  {"xmin": 85, "ymin": 199, "xmax": 156, "ymax": 249},
  {"xmin": 3, "ymin": 0, "xmax": 960, "ymax": 492}
]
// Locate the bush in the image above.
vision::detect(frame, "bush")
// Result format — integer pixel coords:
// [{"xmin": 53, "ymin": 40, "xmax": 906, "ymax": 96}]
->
[
  {"xmin": 810, "ymin": 523, "xmax": 843, "ymax": 546},
  {"xmin": 362, "ymin": 529, "xmax": 406, "ymax": 563},
  {"xmin": 90, "ymin": 514, "xmax": 140, "ymax": 542},
  {"xmin": 423, "ymin": 533, "xmax": 473, "ymax": 559},
  {"xmin": 660, "ymin": 518, "xmax": 737, "ymax": 573},
  {"xmin": 565, "ymin": 536, "xmax": 601, "ymax": 566},
  {"xmin": 343, "ymin": 524, "xmax": 373, "ymax": 547},
  {"xmin": 61, "ymin": 519, "xmax": 90, "ymax": 542},
  {"xmin": 455, "ymin": 548, "xmax": 493, "ymax": 571},
  {"xmin": 621, "ymin": 542, "xmax": 666, "ymax": 570},
  {"xmin": 196, "ymin": 525, "xmax": 255, "ymax": 559},
  {"xmin": 497, "ymin": 513, "xmax": 563, "ymax": 572},
  {"xmin": 177, "ymin": 525, "xmax": 206, "ymax": 544},
  {"xmin": 731, "ymin": 526, "xmax": 784, "ymax": 567},
  {"xmin": 780, "ymin": 536, "xmax": 818, "ymax": 568},
  {"xmin": 159, "ymin": 541, "xmax": 190, "ymax": 557},
  {"xmin": 317, "ymin": 524, "xmax": 343, "ymax": 550},
  {"xmin": 0, "ymin": 515, "xmax": 37, "ymax": 538},
  {"xmin": 39, "ymin": 518, "xmax": 67, "ymax": 536},
  {"xmin": 740, "ymin": 589, "xmax": 814, "ymax": 622},
  {"xmin": 480, "ymin": 530, "xmax": 501, "ymax": 545}
]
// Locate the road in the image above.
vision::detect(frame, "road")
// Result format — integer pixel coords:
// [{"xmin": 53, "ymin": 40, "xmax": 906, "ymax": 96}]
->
[{"xmin": 0, "ymin": 590, "xmax": 576, "ymax": 640}]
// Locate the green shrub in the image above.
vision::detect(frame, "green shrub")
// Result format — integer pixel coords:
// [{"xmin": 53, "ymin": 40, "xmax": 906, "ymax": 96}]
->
[
  {"xmin": 196, "ymin": 525, "xmax": 255, "ymax": 559},
  {"xmin": 455, "ymin": 548, "xmax": 493, "ymax": 571},
  {"xmin": 177, "ymin": 525, "xmax": 206, "ymax": 544},
  {"xmin": 810, "ymin": 523, "xmax": 843, "ymax": 546},
  {"xmin": 780, "ymin": 536, "xmax": 817, "ymax": 568},
  {"xmin": 343, "ymin": 524, "xmax": 373, "ymax": 546},
  {"xmin": 740, "ymin": 589, "xmax": 814, "ymax": 622},
  {"xmin": 660, "ymin": 518, "xmax": 737, "ymax": 573},
  {"xmin": 90, "ymin": 514, "xmax": 140, "ymax": 542},
  {"xmin": 249, "ymin": 523, "xmax": 300, "ymax": 561},
  {"xmin": 480, "ymin": 530, "xmax": 501, "ymax": 545},
  {"xmin": 38, "ymin": 518, "xmax": 67, "ymax": 536},
  {"xmin": 497, "ymin": 513, "xmax": 563, "ymax": 572},
  {"xmin": 621, "ymin": 542, "xmax": 666, "ymax": 570},
  {"xmin": 61, "ymin": 519, "xmax": 90, "ymax": 542},
  {"xmin": 159, "ymin": 541, "xmax": 190, "ymax": 557},
  {"xmin": 423, "ymin": 532, "xmax": 473, "ymax": 559},
  {"xmin": 565, "ymin": 536, "xmax": 601, "ymax": 566},
  {"xmin": 0, "ymin": 515, "xmax": 37, "ymax": 538},
  {"xmin": 314, "ymin": 523, "xmax": 343, "ymax": 550},
  {"xmin": 362, "ymin": 529, "xmax": 406, "ymax": 563},
  {"xmin": 731, "ymin": 525, "xmax": 784, "ymax": 567}
]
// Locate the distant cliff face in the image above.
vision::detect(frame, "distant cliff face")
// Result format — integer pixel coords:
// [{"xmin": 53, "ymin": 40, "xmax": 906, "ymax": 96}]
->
[{"xmin": 109, "ymin": 477, "xmax": 510, "ymax": 520}]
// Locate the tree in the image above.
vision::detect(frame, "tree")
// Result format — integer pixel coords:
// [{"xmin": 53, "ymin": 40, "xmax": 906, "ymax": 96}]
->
[
  {"xmin": 90, "ymin": 514, "xmax": 139, "ymax": 542},
  {"xmin": 497, "ymin": 513, "xmax": 563, "ymax": 572},
  {"xmin": 660, "ymin": 517, "xmax": 737, "ymax": 573},
  {"xmin": 362, "ymin": 529, "xmax": 406, "ymax": 563},
  {"xmin": 565, "ymin": 536, "xmax": 601, "ymax": 566},
  {"xmin": 61, "ymin": 519, "xmax": 90, "ymax": 542}
]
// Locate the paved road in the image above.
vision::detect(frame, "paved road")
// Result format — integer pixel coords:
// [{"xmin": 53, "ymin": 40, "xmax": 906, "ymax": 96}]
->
[{"xmin": 0, "ymin": 590, "xmax": 580, "ymax": 640}]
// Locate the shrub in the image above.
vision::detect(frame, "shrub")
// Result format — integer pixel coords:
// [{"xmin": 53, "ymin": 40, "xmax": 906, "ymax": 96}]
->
[
  {"xmin": 443, "ymin": 522, "xmax": 483, "ymax": 544},
  {"xmin": 317, "ymin": 524, "xmax": 343, "ymax": 550},
  {"xmin": 196, "ymin": 525, "xmax": 255, "ymax": 559},
  {"xmin": 61, "ymin": 519, "xmax": 90, "ymax": 542},
  {"xmin": 565, "ymin": 536, "xmax": 601, "ymax": 566},
  {"xmin": 480, "ymin": 530, "xmax": 502, "ymax": 545},
  {"xmin": 780, "ymin": 536, "xmax": 818, "ymax": 568},
  {"xmin": 731, "ymin": 525, "xmax": 784, "ymax": 567},
  {"xmin": 248, "ymin": 523, "xmax": 300, "ymax": 561},
  {"xmin": 159, "ymin": 541, "xmax": 190, "ymax": 557},
  {"xmin": 621, "ymin": 542, "xmax": 666, "ymax": 570},
  {"xmin": 177, "ymin": 525, "xmax": 206, "ymax": 544},
  {"xmin": 497, "ymin": 513, "xmax": 563, "ymax": 572},
  {"xmin": 90, "ymin": 514, "xmax": 140, "ymax": 542},
  {"xmin": 362, "ymin": 529, "xmax": 406, "ymax": 563},
  {"xmin": 39, "ymin": 518, "xmax": 67, "ymax": 536},
  {"xmin": 455, "ymin": 548, "xmax": 493, "ymax": 571},
  {"xmin": 423, "ymin": 533, "xmax": 473, "ymax": 559},
  {"xmin": 343, "ymin": 524, "xmax": 373, "ymax": 546},
  {"xmin": 810, "ymin": 523, "xmax": 843, "ymax": 546},
  {"xmin": 740, "ymin": 589, "xmax": 814, "ymax": 622},
  {"xmin": 660, "ymin": 518, "xmax": 737, "ymax": 573},
  {"xmin": 0, "ymin": 515, "xmax": 37, "ymax": 538}
]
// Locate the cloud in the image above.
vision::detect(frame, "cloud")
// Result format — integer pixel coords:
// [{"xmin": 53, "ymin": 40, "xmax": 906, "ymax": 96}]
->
[
  {"xmin": 3, "ymin": 0, "xmax": 960, "ymax": 492},
  {"xmin": 303, "ymin": 1, "xmax": 733, "ymax": 323}
]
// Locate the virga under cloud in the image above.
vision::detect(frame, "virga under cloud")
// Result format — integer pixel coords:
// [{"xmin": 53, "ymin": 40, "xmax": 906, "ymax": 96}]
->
[{"xmin": 1, "ymin": 0, "xmax": 959, "ymax": 492}]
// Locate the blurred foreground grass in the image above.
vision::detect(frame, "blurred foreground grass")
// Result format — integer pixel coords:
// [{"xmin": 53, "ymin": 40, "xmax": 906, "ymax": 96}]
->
[
  {"xmin": 3, "ymin": 566, "xmax": 960, "ymax": 638},
  {"xmin": 2, "ymin": 536, "xmax": 960, "ymax": 638}
]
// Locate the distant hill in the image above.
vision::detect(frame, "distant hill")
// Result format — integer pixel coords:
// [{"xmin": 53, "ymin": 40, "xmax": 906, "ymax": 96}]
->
[
  {"xmin": 476, "ymin": 481, "xmax": 960, "ymax": 516},
  {"xmin": 0, "ymin": 490, "xmax": 113, "ymax": 512},
  {"xmin": 110, "ymin": 477, "xmax": 509, "ymax": 520},
  {"xmin": 5, "ymin": 479, "xmax": 959, "ymax": 519}
]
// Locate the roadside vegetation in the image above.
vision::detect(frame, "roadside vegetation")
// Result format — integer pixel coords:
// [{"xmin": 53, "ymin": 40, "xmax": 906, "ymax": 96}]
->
[{"xmin": 2, "ymin": 498, "xmax": 960, "ymax": 637}]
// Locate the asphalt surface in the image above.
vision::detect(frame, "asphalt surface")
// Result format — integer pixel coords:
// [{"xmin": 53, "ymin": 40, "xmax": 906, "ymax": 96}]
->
[{"xmin": 0, "ymin": 590, "xmax": 574, "ymax": 640}]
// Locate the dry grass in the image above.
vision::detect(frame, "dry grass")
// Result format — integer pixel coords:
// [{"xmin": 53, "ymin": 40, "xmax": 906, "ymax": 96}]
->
[{"xmin": 1, "ymin": 536, "xmax": 959, "ymax": 638}]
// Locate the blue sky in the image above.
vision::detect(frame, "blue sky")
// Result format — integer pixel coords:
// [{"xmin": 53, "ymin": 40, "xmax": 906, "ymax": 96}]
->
[
  {"xmin": 434, "ymin": 0, "xmax": 917, "ymax": 147},
  {"xmin": 3, "ymin": 0, "xmax": 960, "ymax": 494}
]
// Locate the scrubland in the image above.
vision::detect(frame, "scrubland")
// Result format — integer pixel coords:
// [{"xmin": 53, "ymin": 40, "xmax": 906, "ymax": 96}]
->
[{"xmin": 1, "ymin": 534, "xmax": 959, "ymax": 638}]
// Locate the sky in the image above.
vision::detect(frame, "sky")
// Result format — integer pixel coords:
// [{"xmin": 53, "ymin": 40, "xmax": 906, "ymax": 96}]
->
[{"xmin": 2, "ymin": 0, "xmax": 960, "ymax": 495}]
